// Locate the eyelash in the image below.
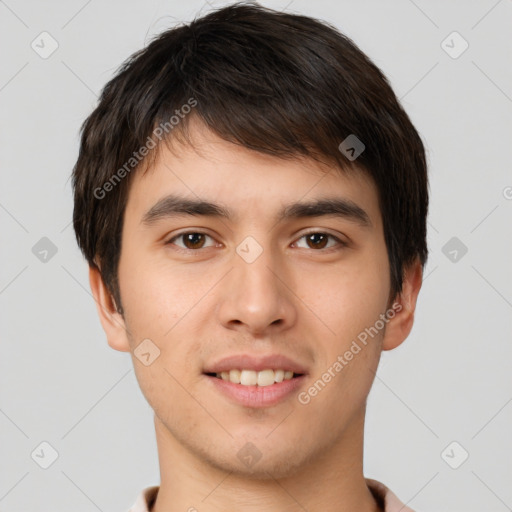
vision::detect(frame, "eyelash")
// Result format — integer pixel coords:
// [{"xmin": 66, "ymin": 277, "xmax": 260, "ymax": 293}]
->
[{"xmin": 165, "ymin": 230, "xmax": 347, "ymax": 253}]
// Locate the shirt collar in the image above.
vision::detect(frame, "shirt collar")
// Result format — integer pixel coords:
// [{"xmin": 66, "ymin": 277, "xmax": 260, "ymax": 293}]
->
[{"xmin": 128, "ymin": 478, "xmax": 415, "ymax": 512}]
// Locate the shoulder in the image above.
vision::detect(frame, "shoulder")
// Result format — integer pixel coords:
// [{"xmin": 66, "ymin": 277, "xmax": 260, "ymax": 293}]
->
[
  {"xmin": 127, "ymin": 485, "xmax": 159, "ymax": 512},
  {"xmin": 365, "ymin": 478, "xmax": 416, "ymax": 512}
]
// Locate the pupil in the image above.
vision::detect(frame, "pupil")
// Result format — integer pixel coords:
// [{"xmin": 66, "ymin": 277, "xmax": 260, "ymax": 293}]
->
[
  {"xmin": 308, "ymin": 233, "xmax": 327, "ymax": 249},
  {"xmin": 185, "ymin": 233, "xmax": 204, "ymax": 249}
]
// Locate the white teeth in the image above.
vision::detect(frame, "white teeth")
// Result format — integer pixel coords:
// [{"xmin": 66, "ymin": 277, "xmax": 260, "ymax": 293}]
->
[
  {"xmin": 215, "ymin": 369, "xmax": 297, "ymax": 386},
  {"xmin": 229, "ymin": 369, "xmax": 241, "ymax": 383},
  {"xmin": 257, "ymin": 369, "xmax": 274, "ymax": 387},
  {"xmin": 240, "ymin": 369, "xmax": 258, "ymax": 386}
]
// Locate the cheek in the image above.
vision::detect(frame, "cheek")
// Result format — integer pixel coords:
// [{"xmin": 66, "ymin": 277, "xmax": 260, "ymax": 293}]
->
[
  {"xmin": 303, "ymin": 255, "xmax": 390, "ymax": 346},
  {"xmin": 119, "ymin": 253, "xmax": 212, "ymax": 391},
  {"xmin": 118, "ymin": 247, "xmax": 195, "ymax": 339},
  {"xmin": 298, "ymin": 261, "xmax": 387, "ymax": 416}
]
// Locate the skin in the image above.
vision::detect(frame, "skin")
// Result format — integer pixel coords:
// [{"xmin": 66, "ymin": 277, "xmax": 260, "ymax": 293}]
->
[{"xmin": 90, "ymin": 119, "xmax": 422, "ymax": 512}]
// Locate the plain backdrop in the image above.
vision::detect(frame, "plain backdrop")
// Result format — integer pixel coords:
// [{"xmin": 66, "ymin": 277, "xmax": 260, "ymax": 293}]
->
[{"xmin": 1, "ymin": 1, "xmax": 511, "ymax": 511}]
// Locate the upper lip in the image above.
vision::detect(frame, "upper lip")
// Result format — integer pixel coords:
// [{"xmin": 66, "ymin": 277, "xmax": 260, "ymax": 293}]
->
[{"xmin": 203, "ymin": 353, "xmax": 308, "ymax": 375}]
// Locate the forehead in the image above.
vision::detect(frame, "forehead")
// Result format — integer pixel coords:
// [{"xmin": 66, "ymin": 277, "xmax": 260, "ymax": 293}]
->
[{"xmin": 124, "ymin": 124, "xmax": 382, "ymax": 229}]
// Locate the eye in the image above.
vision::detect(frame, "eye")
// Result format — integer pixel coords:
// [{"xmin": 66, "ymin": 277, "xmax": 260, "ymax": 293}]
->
[
  {"xmin": 166, "ymin": 232, "xmax": 217, "ymax": 250},
  {"xmin": 165, "ymin": 231, "xmax": 346, "ymax": 252},
  {"xmin": 293, "ymin": 231, "xmax": 346, "ymax": 250}
]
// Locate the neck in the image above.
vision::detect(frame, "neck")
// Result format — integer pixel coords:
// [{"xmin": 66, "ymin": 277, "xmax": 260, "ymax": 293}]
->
[{"xmin": 150, "ymin": 407, "xmax": 382, "ymax": 512}]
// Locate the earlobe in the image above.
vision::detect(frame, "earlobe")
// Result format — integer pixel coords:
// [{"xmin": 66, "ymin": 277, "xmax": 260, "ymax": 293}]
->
[
  {"xmin": 88, "ymin": 266, "xmax": 131, "ymax": 352},
  {"xmin": 381, "ymin": 259, "xmax": 423, "ymax": 351}
]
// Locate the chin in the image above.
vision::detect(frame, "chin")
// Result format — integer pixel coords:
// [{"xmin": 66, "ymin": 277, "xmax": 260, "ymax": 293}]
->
[
  {"xmin": 199, "ymin": 437, "xmax": 314, "ymax": 481},
  {"xmin": 223, "ymin": 452, "xmax": 309, "ymax": 481}
]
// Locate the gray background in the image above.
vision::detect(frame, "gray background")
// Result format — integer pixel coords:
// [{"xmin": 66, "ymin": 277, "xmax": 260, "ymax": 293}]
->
[{"xmin": 1, "ymin": 0, "xmax": 511, "ymax": 511}]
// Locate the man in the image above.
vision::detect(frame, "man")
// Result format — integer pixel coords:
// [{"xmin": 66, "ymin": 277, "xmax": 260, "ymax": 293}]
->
[{"xmin": 71, "ymin": 3, "xmax": 428, "ymax": 511}]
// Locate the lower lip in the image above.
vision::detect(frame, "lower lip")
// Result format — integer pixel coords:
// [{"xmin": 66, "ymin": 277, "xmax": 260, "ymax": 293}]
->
[{"xmin": 205, "ymin": 374, "xmax": 306, "ymax": 408}]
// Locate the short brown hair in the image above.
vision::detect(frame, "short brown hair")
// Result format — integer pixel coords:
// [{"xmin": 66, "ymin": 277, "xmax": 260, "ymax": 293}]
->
[{"xmin": 72, "ymin": 2, "xmax": 429, "ymax": 313}]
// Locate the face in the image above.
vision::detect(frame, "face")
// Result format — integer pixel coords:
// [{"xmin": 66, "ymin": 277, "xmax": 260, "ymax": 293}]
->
[{"xmin": 93, "ymin": 121, "xmax": 417, "ymax": 479}]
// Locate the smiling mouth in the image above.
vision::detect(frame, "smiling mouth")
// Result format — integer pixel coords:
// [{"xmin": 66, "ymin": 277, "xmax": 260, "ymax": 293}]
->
[{"xmin": 204, "ymin": 369, "xmax": 304, "ymax": 387}]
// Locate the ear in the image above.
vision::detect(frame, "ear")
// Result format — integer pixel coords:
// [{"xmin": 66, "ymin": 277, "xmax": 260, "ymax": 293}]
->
[
  {"xmin": 381, "ymin": 258, "xmax": 423, "ymax": 351},
  {"xmin": 88, "ymin": 265, "xmax": 131, "ymax": 352}
]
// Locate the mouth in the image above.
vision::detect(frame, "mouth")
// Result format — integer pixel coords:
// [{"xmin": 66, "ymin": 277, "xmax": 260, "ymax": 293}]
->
[
  {"xmin": 204, "ymin": 369, "xmax": 304, "ymax": 386},
  {"xmin": 203, "ymin": 369, "xmax": 307, "ymax": 408},
  {"xmin": 202, "ymin": 353, "xmax": 309, "ymax": 407}
]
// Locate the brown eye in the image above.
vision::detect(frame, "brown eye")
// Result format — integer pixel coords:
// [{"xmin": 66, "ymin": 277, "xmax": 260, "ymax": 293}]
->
[
  {"xmin": 305, "ymin": 233, "xmax": 329, "ymax": 249},
  {"xmin": 182, "ymin": 233, "xmax": 206, "ymax": 249},
  {"xmin": 294, "ymin": 232, "xmax": 345, "ymax": 251},
  {"xmin": 167, "ymin": 232, "xmax": 215, "ymax": 250}
]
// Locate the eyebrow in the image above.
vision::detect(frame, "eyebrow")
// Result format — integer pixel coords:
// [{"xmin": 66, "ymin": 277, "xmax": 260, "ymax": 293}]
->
[{"xmin": 141, "ymin": 194, "xmax": 372, "ymax": 228}]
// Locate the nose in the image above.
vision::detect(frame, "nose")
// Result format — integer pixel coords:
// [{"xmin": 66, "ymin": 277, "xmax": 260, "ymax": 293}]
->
[{"xmin": 216, "ymin": 241, "xmax": 297, "ymax": 335}]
